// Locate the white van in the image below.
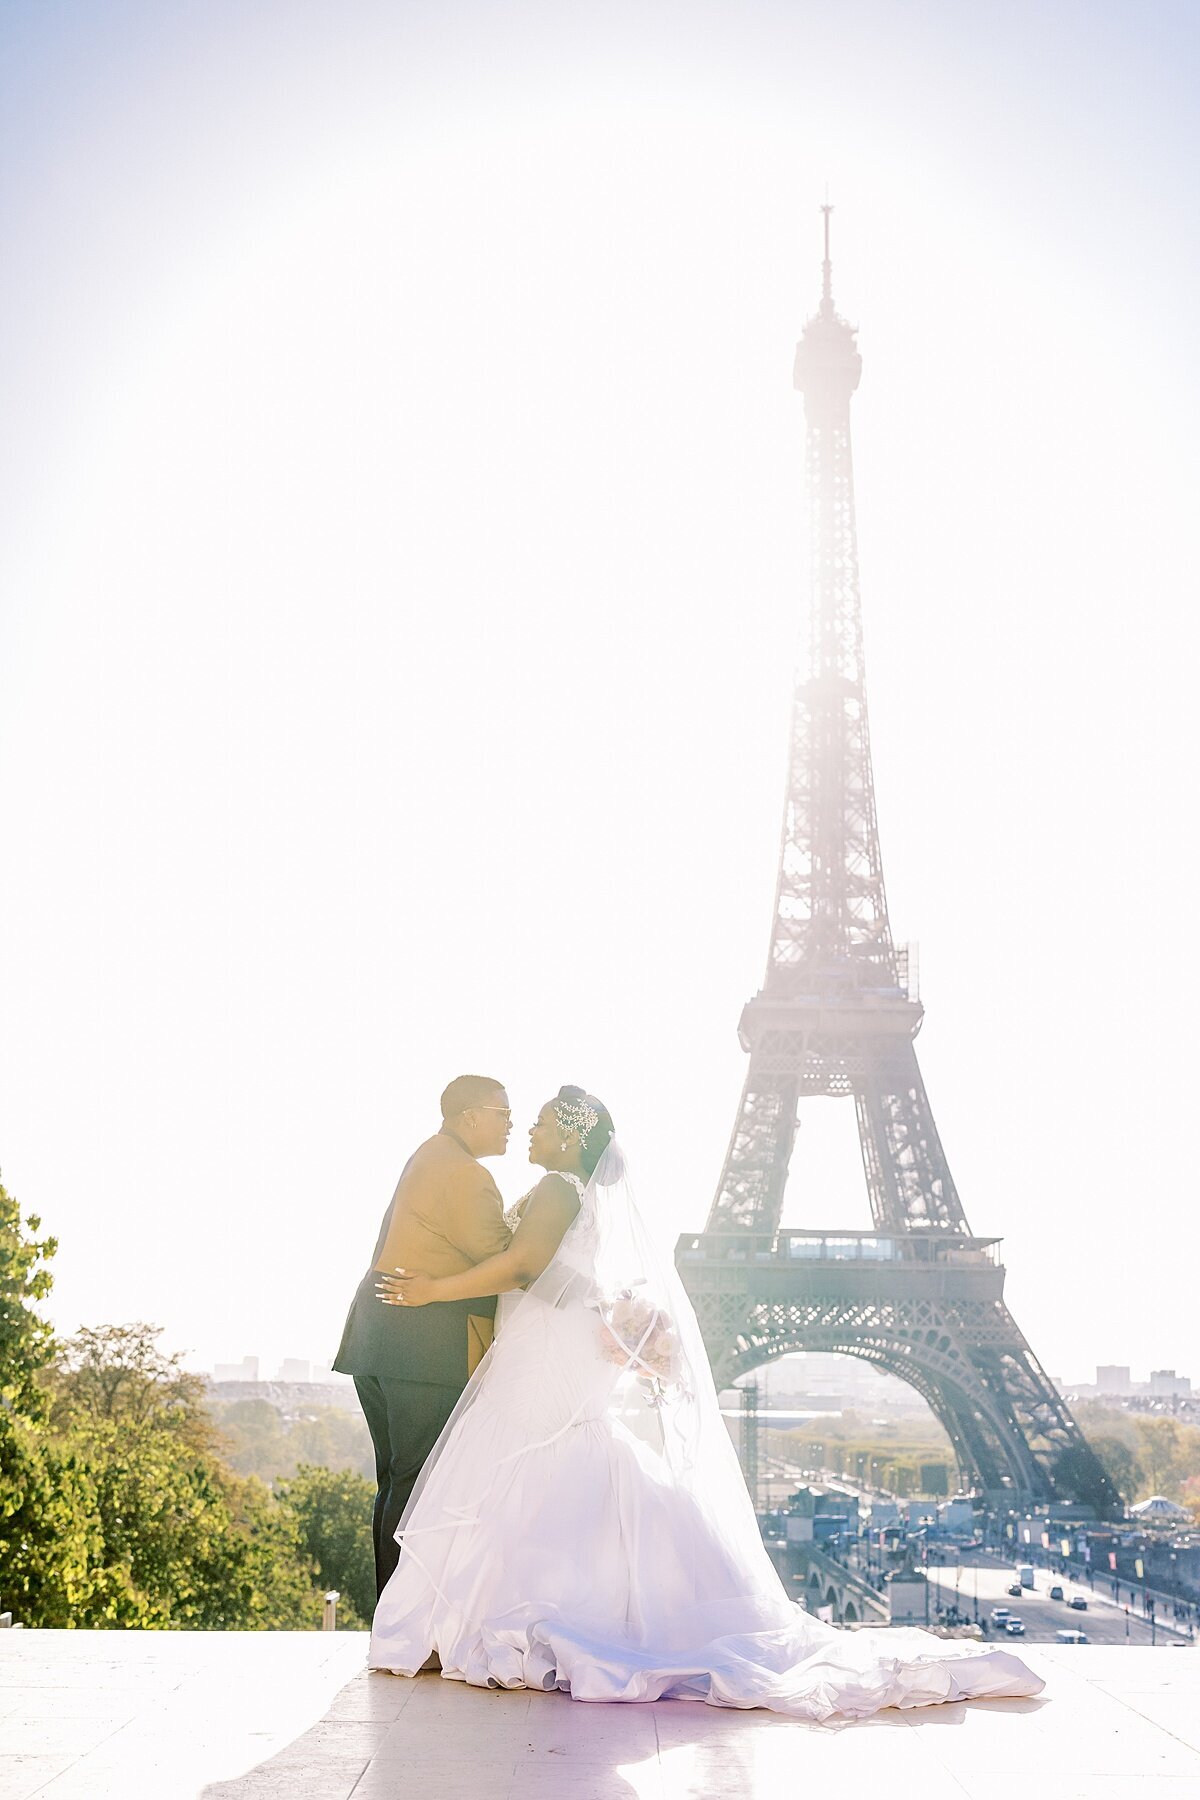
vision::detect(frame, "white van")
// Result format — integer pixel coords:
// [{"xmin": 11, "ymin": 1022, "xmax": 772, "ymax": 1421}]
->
[{"xmin": 1054, "ymin": 1628, "xmax": 1088, "ymax": 1644}]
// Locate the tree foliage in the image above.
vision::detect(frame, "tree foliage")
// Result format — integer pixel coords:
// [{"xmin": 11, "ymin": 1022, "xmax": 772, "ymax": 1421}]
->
[
  {"xmin": 1089, "ymin": 1434, "xmax": 1143, "ymax": 1504},
  {"xmin": 211, "ymin": 1397, "xmax": 373, "ymax": 1484},
  {"xmin": 50, "ymin": 1322, "xmax": 212, "ymax": 1440},
  {"xmin": 30, "ymin": 1326, "xmax": 318, "ymax": 1626},
  {"xmin": 280, "ymin": 1464, "xmax": 376, "ymax": 1628},
  {"xmin": 1074, "ymin": 1401, "xmax": 1200, "ymax": 1506},
  {"xmin": 1051, "ymin": 1441, "xmax": 1119, "ymax": 1514},
  {"xmin": 0, "ymin": 1179, "xmax": 376, "ymax": 1631},
  {"xmin": 1, "ymin": 1172, "xmax": 57, "ymax": 1418},
  {"xmin": 0, "ymin": 1174, "xmax": 74, "ymax": 1619},
  {"xmin": 779, "ymin": 1413, "xmax": 957, "ymax": 1498}
]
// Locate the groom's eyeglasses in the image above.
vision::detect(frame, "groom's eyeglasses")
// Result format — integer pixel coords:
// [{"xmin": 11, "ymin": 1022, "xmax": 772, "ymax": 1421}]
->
[{"xmin": 474, "ymin": 1106, "xmax": 513, "ymax": 1123}]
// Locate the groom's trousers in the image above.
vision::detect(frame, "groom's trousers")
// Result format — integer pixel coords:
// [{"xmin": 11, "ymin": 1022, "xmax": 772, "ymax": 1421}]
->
[{"xmin": 354, "ymin": 1374, "xmax": 462, "ymax": 1597}]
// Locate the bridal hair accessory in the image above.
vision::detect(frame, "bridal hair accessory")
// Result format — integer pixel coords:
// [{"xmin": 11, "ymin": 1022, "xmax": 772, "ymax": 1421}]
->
[{"xmin": 555, "ymin": 1095, "xmax": 600, "ymax": 1143}]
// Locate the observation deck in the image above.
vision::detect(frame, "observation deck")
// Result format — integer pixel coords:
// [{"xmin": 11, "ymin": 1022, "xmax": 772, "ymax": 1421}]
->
[
  {"xmin": 2, "ymin": 1629, "xmax": 1197, "ymax": 1798},
  {"xmin": 676, "ymin": 1230, "xmax": 1007, "ymax": 1306}
]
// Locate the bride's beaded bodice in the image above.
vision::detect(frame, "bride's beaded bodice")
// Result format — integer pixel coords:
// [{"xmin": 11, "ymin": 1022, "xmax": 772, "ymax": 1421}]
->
[
  {"xmin": 502, "ymin": 1193, "xmax": 531, "ymax": 1234},
  {"xmin": 504, "ymin": 1172, "xmax": 585, "ymax": 1233}
]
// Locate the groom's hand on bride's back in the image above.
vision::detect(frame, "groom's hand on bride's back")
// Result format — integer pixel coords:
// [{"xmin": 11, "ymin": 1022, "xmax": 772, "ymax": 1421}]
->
[
  {"xmin": 377, "ymin": 1268, "xmax": 435, "ymax": 1307},
  {"xmin": 378, "ymin": 1177, "xmax": 581, "ymax": 1310}
]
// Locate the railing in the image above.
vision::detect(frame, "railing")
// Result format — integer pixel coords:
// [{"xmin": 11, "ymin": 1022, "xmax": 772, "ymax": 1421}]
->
[
  {"xmin": 783, "ymin": 1234, "xmax": 902, "ymax": 1263},
  {"xmin": 896, "ymin": 941, "xmax": 920, "ymax": 1002},
  {"xmin": 678, "ymin": 1230, "xmax": 1000, "ymax": 1267}
]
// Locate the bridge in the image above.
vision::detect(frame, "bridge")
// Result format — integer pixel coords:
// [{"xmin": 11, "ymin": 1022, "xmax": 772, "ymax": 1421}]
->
[{"xmin": 764, "ymin": 1535, "xmax": 889, "ymax": 1625}]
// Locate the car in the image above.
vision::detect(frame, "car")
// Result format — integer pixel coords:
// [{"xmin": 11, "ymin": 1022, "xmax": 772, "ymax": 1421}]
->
[
  {"xmin": 1055, "ymin": 1629, "xmax": 1088, "ymax": 1643},
  {"xmin": 1005, "ymin": 1617, "xmax": 1025, "ymax": 1635},
  {"xmin": 1006, "ymin": 1583, "xmax": 1023, "ymax": 1597},
  {"xmin": 1068, "ymin": 1596, "xmax": 1088, "ymax": 1610},
  {"xmin": 990, "ymin": 1607, "xmax": 1010, "ymax": 1625},
  {"xmin": 1049, "ymin": 1585, "xmax": 1064, "ymax": 1601}
]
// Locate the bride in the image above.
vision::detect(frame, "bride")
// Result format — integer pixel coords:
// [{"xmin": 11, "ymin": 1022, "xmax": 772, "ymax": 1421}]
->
[{"xmin": 368, "ymin": 1086, "xmax": 1043, "ymax": 1719}]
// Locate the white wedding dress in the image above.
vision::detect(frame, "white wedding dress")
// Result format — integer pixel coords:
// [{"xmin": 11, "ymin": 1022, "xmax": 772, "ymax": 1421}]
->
[{"xmin": 369, "ymin": 1149, "xmax": 1043, "ymax": 1720}]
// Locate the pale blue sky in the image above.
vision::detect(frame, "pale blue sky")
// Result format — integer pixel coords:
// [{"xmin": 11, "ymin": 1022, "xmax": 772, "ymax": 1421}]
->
[{"xmin": 1, "ymin": 1, "xmax": 1197, "ymax": 1385}]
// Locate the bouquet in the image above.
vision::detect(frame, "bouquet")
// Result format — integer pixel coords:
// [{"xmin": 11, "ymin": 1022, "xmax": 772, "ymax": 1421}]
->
[{"xmin": 599, "ymin": 1290, "xmax": 681, "ymax": 1388}]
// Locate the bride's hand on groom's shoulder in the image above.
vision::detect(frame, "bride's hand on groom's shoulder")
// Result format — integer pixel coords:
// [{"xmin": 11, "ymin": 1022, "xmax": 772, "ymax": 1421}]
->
[{"xmin": 376, "ymin": 1268, "xmax": 435, "ymax": 1308}]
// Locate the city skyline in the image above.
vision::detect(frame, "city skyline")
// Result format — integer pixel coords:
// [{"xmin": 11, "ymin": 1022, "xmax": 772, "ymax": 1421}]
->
[{"xmin": 206, "ymin": 1347, "xmax": 1194, "ymax": 1402}]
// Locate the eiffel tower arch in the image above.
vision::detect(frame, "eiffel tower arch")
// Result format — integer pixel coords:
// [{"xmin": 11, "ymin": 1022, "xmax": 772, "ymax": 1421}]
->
[{"xmin": 676, "ymin": 211, "xmax": 1119, "ymax": 1520}]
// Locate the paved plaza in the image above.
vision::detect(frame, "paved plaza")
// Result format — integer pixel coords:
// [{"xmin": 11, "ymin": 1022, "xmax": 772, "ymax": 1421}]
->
[{"xmin": 2, "ymin": 1631, "xmax": 1199, "ymax": 1799}]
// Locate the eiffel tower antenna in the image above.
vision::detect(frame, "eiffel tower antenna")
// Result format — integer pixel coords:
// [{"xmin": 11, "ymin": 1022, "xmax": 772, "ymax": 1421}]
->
[
  {"xmin": 676, "ymin": 210, "xmax": 1119, "ymax": 1522},
  {"xmin": 821, "ymin": 200, "xmax": 833, "ymax": 311}
]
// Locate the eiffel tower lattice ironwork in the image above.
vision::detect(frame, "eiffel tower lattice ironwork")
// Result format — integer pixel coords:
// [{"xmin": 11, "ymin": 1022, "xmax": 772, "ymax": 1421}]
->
[{"xmin": 676, "ymin": 211, "xmax": 1119, "ymax": 1518}]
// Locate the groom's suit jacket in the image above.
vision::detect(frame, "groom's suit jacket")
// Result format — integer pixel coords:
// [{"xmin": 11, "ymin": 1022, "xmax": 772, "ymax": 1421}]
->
[{"xmin": 334, "ymin": 1128, "xmax": 511, "ymax": 1387}]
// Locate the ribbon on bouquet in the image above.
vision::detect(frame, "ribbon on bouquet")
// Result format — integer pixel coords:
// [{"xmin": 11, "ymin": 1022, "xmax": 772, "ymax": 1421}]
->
[{"xmin": 599, "ymin": 1300, "xmax": 664, "ymax": 1386}]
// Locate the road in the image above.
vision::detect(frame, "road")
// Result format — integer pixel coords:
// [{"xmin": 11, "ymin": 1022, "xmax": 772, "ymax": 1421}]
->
[
  {"xmin": 925, "ymin": 1557, "xmax": 1195, "ymax": 1647},
  {"xmin": 745, "ymin": 1450, "xmax": 1200, "ymax": 1647}
]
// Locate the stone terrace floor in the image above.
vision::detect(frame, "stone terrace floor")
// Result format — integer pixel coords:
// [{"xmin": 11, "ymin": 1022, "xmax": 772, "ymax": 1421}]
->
[{"xmin": 2, "ymin": 1632, "xmax": 1199, "ymax": 1800}]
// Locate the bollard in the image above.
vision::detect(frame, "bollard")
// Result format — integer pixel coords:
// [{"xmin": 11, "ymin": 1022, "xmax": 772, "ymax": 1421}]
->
[{"xmin": 322, "ymin": 1591, "xmax": 339, "ymax": 1632}]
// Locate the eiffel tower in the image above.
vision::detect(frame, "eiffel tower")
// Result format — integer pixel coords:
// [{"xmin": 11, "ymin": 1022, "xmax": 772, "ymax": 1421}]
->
[{"xmin": 676, "ymin": 211, "xmax": 1119, "ymax": 1519}]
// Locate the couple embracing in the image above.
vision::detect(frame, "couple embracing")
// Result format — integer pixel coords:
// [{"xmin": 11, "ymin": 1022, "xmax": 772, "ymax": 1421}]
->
[{"xmin": 336, "ymin": 1075, "xmax": 1043, "ymax": 1720}]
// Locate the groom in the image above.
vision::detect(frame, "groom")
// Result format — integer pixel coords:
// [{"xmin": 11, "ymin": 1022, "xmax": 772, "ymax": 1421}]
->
[{"xmin": 334, "ymin": 1075, "xmax": 512, "ymax": 1596}]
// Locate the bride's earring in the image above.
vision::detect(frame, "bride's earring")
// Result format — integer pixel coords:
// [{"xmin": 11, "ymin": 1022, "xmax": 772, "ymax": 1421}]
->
[{"xmin": 559, "ymin": 1142, "xmax": 569, "ymax": 1153}]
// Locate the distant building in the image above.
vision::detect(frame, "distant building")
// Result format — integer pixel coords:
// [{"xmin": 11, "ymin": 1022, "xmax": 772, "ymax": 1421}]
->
[
  {"xmin": 886, "ymin": 1567, "xmax": 929, "ymax": 1626},
  {"xmin": 783, "ymin": 1486, "xmax": 858, "ymax": 1544},
  {"xmin": 919, "ymin": 1462, "xmax": 949, "ymax": 1497},
  {"xmin": 939, "ymin": 1496, "xmax": 975, "ymax": 1535},
  {"xmin": 1096, "ymin": 1365, "xmax": 1133, "ymax": 1396},
  {"xmin": 1130, "ymin": 1495, "xmax": 1188, "ymax": 1521},
  {"xmin": 213, "ymin": 1356, "xmax": 259, "ymax": 1383},
  {"xmin": 276, "ymin": 1358, "xmax": 312, "ymax": 1383},
  {"xmin": 1149, "ymin": 1369, "xmax": 1192, "ymax": 1397}
]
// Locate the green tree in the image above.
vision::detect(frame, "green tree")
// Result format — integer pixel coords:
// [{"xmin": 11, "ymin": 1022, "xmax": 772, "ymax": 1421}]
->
[
  {"xmin": 179, "ymin": 1464, "xmax": 325, "ymax": 1630},
  {"xmin": 44, "ymin": 1323, "xmax": 324, "ymax": 1629},
  {"xmin": 280, "ymin": 1464, "xmax": 375, "ymax": 1628},
  {"xmin": 290, "ymin": 1408, "xmax": 374, "ymax": 1482},
  {"xmin": 1, "ymin": 1180, "xmax": 372, "ymax": 1633},
  {"xmin": 1134, "ymin": 1417, "xmax": 1186, "ymax": 1495},
  {"xmin": 212, "ymin": 1398, "xmax": 292, "ymax": 1479},
  {"xmin": 0, "ymin": 1175, "xmax": 88, "ymax": 1623},
  {"xmin": 1068, "ymin": 1401, "xmax": 1200, "ymax": 1505},
  {"xmin": 210, "ymin": 1399, "xmax": 373, "ymax": 1485},
  {"xmin": 0, "ymin": 1172, "xmax": 57, "ymax": 1420},
  {"xmin": 1090, "ymin": 1435, "xmax": 1143, "ymax": 1505},
  {"xmin": 1051, "ymin": 1442, "xmax": 1119, "ymax": 1513},
  {"xmin": 50, "ymin": 1322, "xmax": 211, "ymax": 1440}
]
